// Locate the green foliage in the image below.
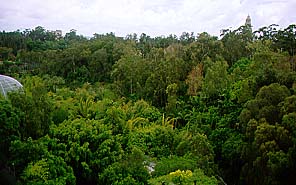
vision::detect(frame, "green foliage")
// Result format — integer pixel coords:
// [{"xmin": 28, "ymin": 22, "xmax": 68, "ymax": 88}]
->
[
  {"xmin": 175, "ymin": 131, "xmax": 215, "ymax": 175},
  {"xmin": 166, "ymin": 83, "xmax": 178, "ymax": 113},
  {"xmin": 239, "ymin": 84, "xmax": 296, "ymax": 185},
  {"xmin": 176, "ymin": 131, "xmax": 213, "ymax": 158},
  {"xmin": 126, "ymin": 99, "xmax": 161, "ymax": 123},
  {"xmin": 170, "ymin": 169, "xmax": 193, "ymax": 184},
  {"xmin": 0, "ymin": 47, "xmax": 13, "ymax": 60},
  {"xmin": 229, "ymin": 57, "xmax": 251, "ymax": 73},
  {"xmin": 221, "ymin": 25, "xmax": 253, "ymax": 66},
  {"xmin": 127, "ymin": 125, "xmax": 175, "ymax": 158},
  {"xmin": 222, "ymin": 133, "xmax": 244, "ymax": 161},
  {"xmin": 22, "ymin": 158, "xmax": 50, "ymax": 184},
  {"xmin": 51, "ymin": 107, "xmax": 69, "ymax": 124},
  {"xmin": 0, "ymin": 99, "xmax": 21, "ymax": 154},
  {"xmin": 77, "ymin": 97, "xmax": 94, "ymax": 118},
  {"xmin": 10, "ymin": 137, "xmax": 49, "ymax": 176},
  {"xmin": 240, "ymin": 83, "xmax": 290, "ymax": 125},
  {"xmin": 149, "ymin": 169, "xmax": 218, "ymax": 185},
  {"xmin": 8, "ymin": 76, "xmax": 53, "ymax": 139},
  {"xmin": 0, "ymin": 99, "xmax": 21, "ymax": 184},
  {"xmin": 112, "ymin": 46, "xmax": 146, "ymax": 97},
  {"xmin": 21, "ymin": 155, "xmax": 75, "ymax": 185},
  {"xmin": 152, "ymin": 156, "xmax": 198, "ymax": 177},
  {"xmin": 202, "ymin": 60, "xmax": 230, "ymax": 100},
  {"xmin": 99, "ymin": 147, "xmax": 149, "ymax": 184},
  {"xmin": 1, "ymin": 23, "xmax": 296, "ymax": 185},
  {"xmin": 50, "ymin": 118, "xmax": 123, "ymax": 183}
]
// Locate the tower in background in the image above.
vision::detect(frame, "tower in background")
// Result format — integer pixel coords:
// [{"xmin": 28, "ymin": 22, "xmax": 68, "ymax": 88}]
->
[{"xmin": 245, "ymin": 14, "xmax": 252, "ymax": 27}]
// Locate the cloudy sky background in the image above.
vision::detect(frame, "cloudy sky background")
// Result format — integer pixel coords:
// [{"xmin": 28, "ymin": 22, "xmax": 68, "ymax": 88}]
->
[{"xmin": 0, "ymin": 0, "xmax": 295, "ymax": 37}]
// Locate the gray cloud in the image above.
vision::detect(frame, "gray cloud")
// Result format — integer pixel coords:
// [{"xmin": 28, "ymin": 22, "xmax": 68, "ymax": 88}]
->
[{"xmin": 0, "ymin": 0, "xmax": 295, "ymax": 37}]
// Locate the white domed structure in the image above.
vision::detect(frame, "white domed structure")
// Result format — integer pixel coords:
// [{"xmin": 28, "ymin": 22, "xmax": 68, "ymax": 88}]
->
[{"xmin": 0, "ymin": 75, "xmax": 23, "ymax": 98}]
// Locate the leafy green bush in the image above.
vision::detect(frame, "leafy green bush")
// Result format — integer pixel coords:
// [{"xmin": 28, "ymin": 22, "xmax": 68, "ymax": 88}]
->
[
  {"xmin": 152, "ymin": 156, "xmax": 198, "ymax": 177},
  {"xmin": 149, "ymin": 168, "xmax": 218, "ymax": 185}
]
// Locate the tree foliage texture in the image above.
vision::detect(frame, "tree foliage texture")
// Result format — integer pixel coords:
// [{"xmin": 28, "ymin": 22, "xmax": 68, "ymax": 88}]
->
[{"xmin": 0, "ymin": 23, "xmax": 296, "ymax": 185}]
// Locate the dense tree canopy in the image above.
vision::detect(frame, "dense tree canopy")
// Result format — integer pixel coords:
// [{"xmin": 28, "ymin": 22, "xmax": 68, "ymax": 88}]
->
[{"xmin": 0, "ymin": 23, "xmax": 295, "ymax": 185}]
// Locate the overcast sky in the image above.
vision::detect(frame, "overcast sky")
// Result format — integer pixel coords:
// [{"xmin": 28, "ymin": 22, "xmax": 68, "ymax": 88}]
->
[{"xmin": 0, "ymin": 0, "xmax": 295, "ymax": 37}]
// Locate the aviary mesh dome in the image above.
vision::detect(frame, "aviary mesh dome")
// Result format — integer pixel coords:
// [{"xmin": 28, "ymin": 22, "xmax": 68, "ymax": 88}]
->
[{"xmin": 0, "ymin": 74, "xmax": 23, "ymax": 97}]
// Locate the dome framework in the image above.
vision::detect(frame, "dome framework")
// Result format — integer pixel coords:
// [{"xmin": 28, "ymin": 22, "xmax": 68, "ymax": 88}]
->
[{"xmin": 0, "ymin": 74, "xmax": 23, "ymax": 98}]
